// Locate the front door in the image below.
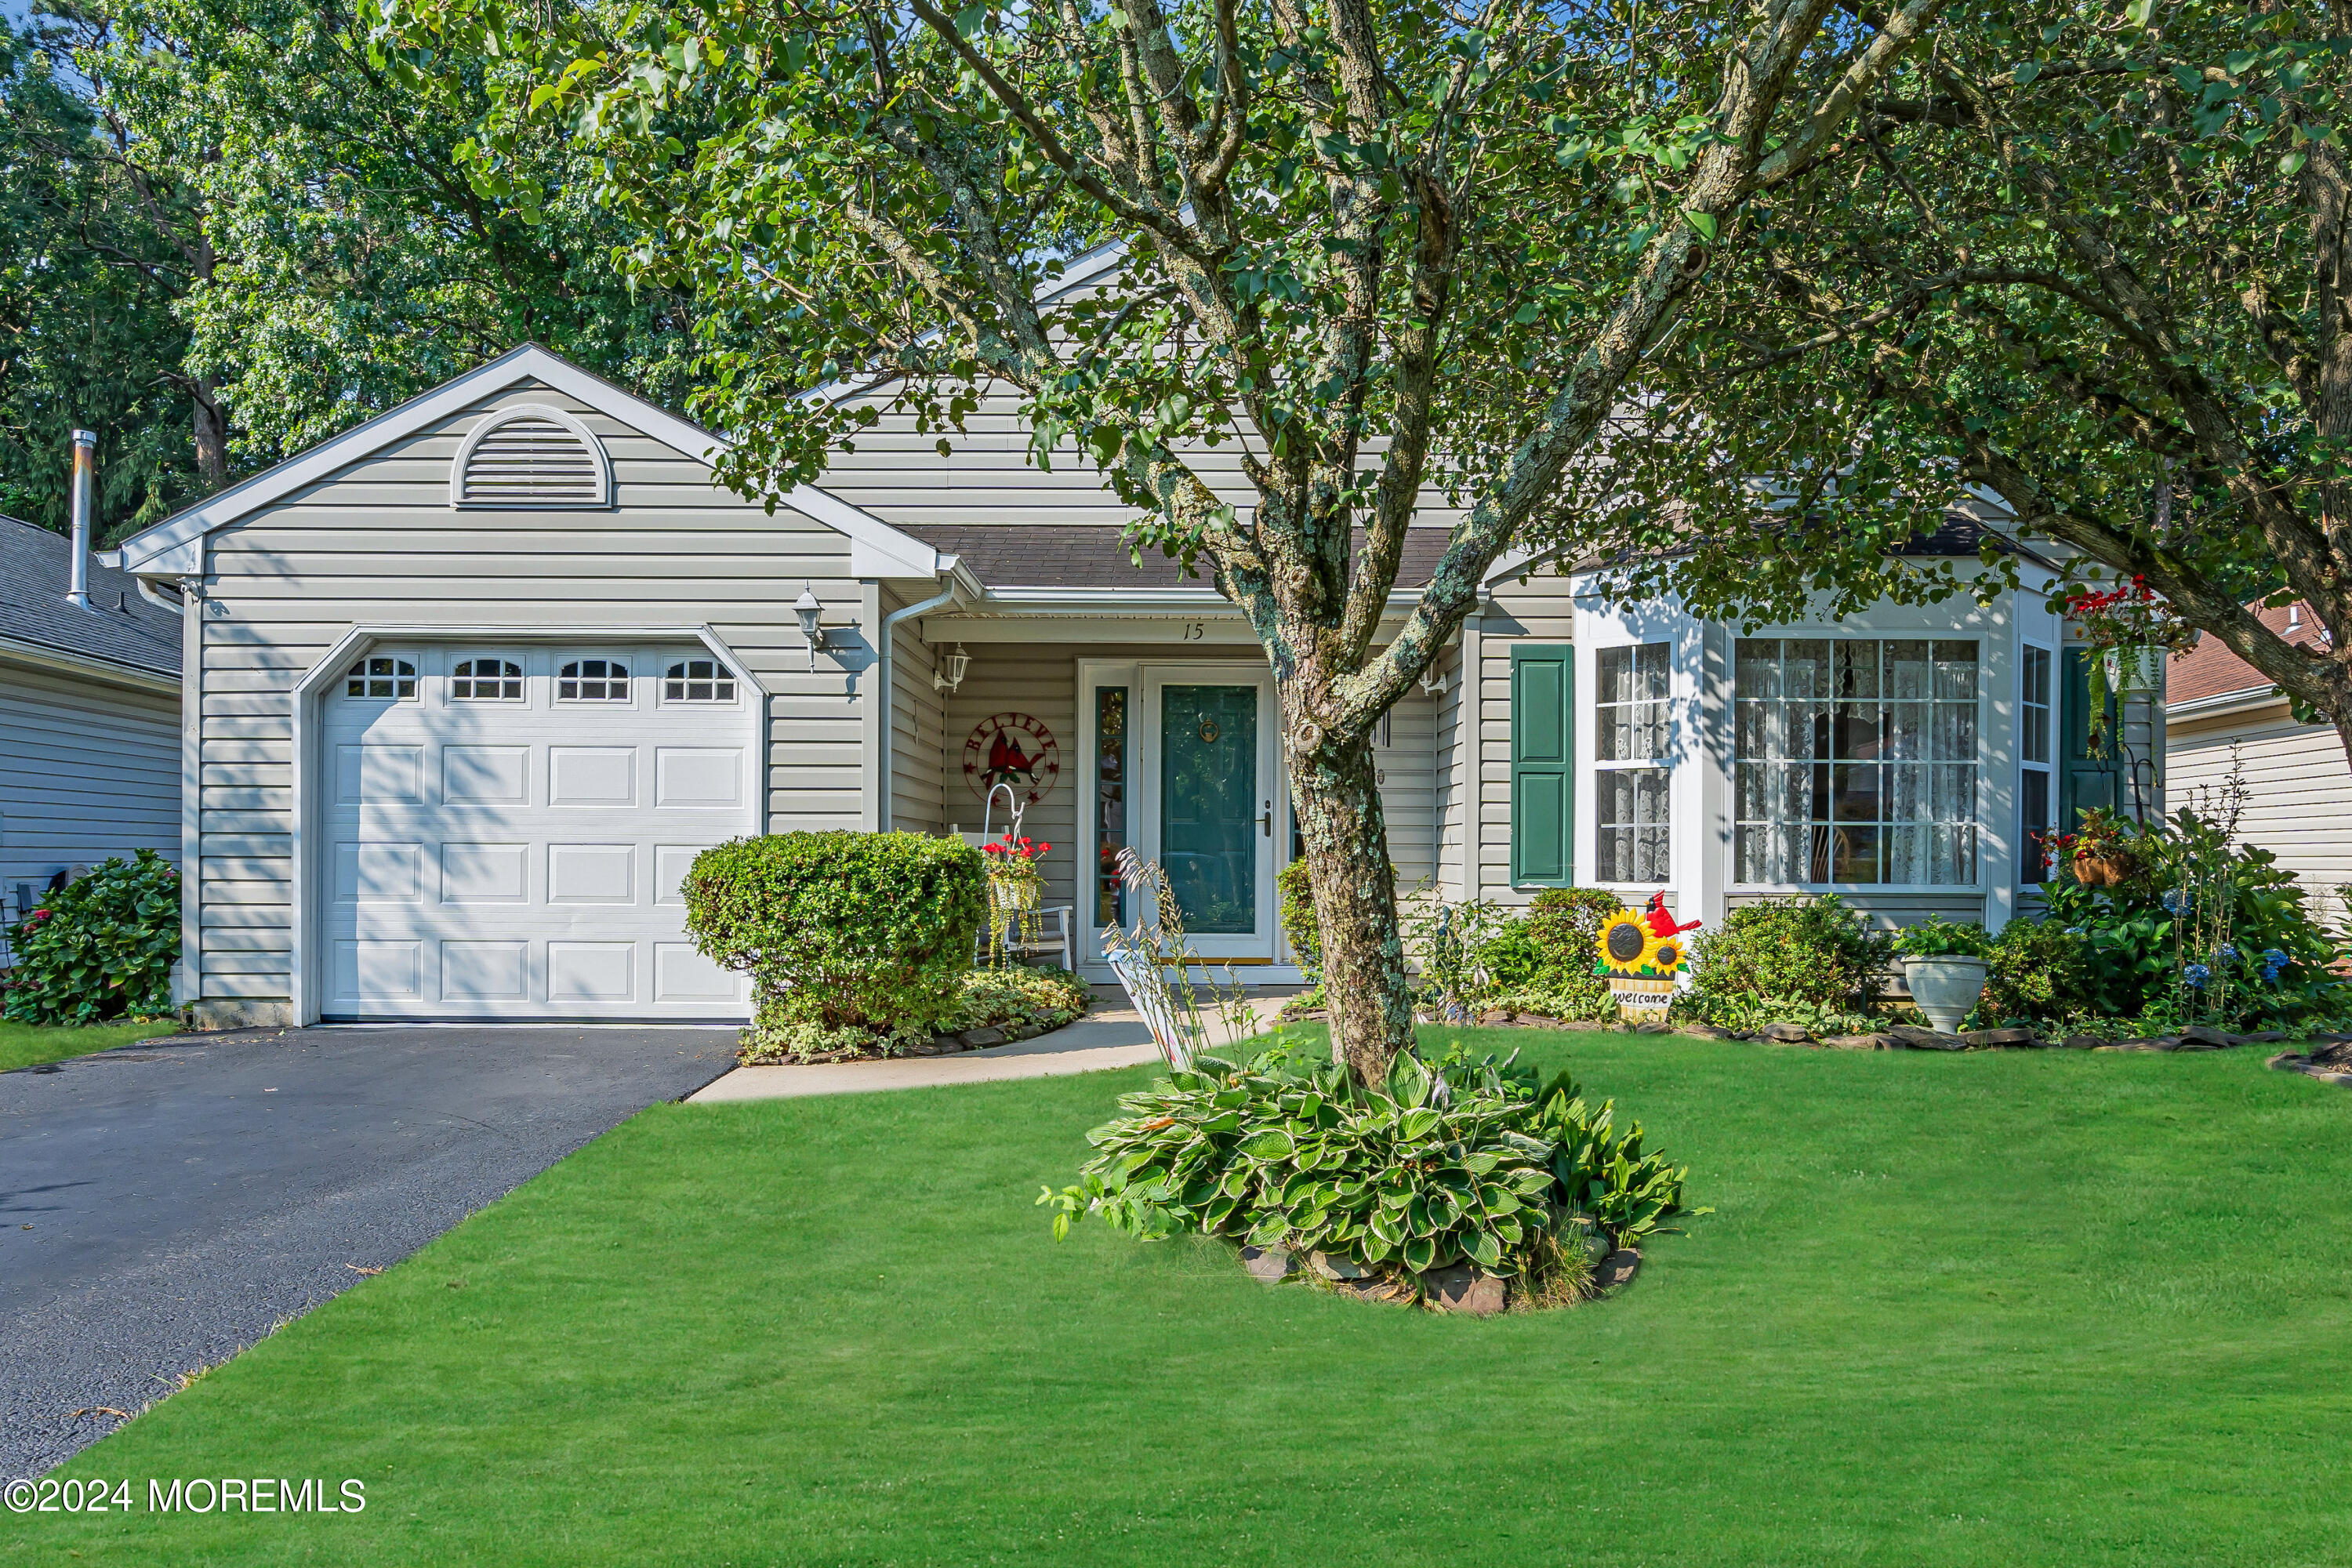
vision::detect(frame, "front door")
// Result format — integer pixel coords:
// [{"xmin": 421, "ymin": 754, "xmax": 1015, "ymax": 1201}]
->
[{"xmin": 1140, "ymin": 670, "xmax": 1279, "ymax": 958}]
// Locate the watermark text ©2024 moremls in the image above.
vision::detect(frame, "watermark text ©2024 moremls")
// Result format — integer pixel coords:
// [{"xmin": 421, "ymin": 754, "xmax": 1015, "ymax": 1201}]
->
[{"xmin": 5, "ymin": 1476, "xmax": 366, "ymax": 1514}]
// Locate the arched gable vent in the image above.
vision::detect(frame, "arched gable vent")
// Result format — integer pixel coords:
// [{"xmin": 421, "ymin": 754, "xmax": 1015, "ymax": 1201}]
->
[{"xmin": 449, "ymin": 403, "xmax": 612, "ymax": 509}]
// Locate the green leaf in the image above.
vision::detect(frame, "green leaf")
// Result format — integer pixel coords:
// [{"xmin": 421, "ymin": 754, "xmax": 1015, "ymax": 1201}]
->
[
  {"xmin": 1239, "ymin": 1128, "xmax": 1296, "ymax": 1160},
  {"xmin": 1463, "ymin": 1227, "xmax": 1503, "ymax": 1270},
  {"xmin": 1681, "ymin": 210, "xmax": 1718, "ymax": 245}
]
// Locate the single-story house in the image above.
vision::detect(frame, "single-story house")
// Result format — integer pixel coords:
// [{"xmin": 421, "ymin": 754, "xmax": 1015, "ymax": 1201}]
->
[
  {"xmin": 2166, "ymin": 604, "xmax": 2350, "ymax": 913},
  {"xmin": 109, "ymin": 342, "xmax": 2159, "ymax": 1029},
  {"xmin": 1, "ymin": 513, "xmax": 183, "ymax": 927}
]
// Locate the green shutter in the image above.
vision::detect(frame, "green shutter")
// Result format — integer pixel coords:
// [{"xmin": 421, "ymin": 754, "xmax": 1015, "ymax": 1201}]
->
[
  {"xmin": 2057, "ymin": 646, "xmax": 2122, "ymax": 838},
  {"xmin": 1511, "ymin": 644, "xmax": 1573, "ymax": 887}
]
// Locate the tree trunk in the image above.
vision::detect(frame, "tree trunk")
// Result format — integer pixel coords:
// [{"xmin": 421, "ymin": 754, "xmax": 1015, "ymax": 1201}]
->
[
  {"xmin": 1287, "ymin": 729, "xmax": 1416, "ymax": 1085},
  {"xmin": 192, "ymin": 374, "xmax": 228, "ymax": 493}
]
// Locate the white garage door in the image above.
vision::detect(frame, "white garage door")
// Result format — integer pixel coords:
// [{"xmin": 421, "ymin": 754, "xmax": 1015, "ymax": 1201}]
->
[{"xmin": 320, "ymin": 641, "xmax": 757, "ymax": 1020}]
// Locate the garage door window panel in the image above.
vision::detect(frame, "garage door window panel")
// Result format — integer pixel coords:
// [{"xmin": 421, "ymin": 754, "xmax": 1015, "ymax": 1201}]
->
[
  {"xmin": 558, "ymin": 659, "xmax": 632, "ymax": 702},
  {"xmin": 345, "ymin": 656, "xmax": 417, "ymax": 700},
  {"xmin": 451, "ymin": 657, "xmax": 524, "ymax": 702},
  {"xmin": 662, "ymin": 659, "xmax": 737, "ymax": 703}
]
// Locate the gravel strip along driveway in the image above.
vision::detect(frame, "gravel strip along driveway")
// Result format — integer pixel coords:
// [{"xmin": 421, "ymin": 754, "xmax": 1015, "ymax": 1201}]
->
[{"xmin": 0, "ymin": 1025, "xmax": 736, "ymax": 1478}]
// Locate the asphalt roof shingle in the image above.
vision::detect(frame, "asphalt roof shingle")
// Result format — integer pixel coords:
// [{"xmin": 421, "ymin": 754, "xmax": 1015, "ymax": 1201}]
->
[{"xmin": 0, "ymin": 516, "xmax": 183, "ymax": 678}]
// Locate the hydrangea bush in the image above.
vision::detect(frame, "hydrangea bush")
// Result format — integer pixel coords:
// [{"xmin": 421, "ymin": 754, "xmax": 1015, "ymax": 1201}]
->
[{"xmin": 2, "ymin": 851, "xmax": 180, "ymax": 1025}]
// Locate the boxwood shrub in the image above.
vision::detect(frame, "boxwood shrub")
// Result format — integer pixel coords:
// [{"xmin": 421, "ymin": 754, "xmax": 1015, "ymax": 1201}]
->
[
  {"xmin": 684, "ymin": 832, "xmax": 986, "ymax": 1054},
  {"xmin": 2, "ymin": 850, "xmax": 181, "ymax": 1025}
]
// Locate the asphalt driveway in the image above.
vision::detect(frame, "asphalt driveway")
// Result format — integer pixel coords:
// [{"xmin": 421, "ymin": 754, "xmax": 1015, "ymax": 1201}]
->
[{"xmin": 0, "ymin": 1025, "xmax": 735, "ymax": 1479}]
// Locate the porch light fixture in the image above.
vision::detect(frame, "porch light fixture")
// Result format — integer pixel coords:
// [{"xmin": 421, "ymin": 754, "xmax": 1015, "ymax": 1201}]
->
[
  {"xmin": 794, "ymin": 586, "xmax": 829, "ymax": 669},
  {"xmin": 1419, "ymin": 665, "xmax": 1447, "ymax": 696},
  {"xmin": 933, "ymin": 642, "xmax": 971, "ymax": 694}
]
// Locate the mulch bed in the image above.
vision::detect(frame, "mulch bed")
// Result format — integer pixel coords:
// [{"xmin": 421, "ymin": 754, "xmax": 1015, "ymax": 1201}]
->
[
  {"xmin": 1292, "ymin": 1006, "xmax": 2352, "ymax": 1073},
  {"xmin": 740, "ymin": 1013, "xmax": 1076, "ymax": 1066}
]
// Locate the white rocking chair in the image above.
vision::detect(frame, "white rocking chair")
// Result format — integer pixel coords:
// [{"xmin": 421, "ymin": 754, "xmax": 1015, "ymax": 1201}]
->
[{"xmin": 986, "ymin": 903, "xmax": 1076, "ymax": 971}]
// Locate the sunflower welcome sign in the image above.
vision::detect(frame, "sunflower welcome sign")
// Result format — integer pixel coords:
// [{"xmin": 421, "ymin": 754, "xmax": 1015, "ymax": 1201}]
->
[{"xmin": 1595, "ymin": 893, "xmax": 1700, "ymax": 1024}]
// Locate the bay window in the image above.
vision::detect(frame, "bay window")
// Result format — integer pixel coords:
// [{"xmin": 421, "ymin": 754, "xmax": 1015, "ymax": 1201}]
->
[{"xmin": 1733, "ymin": 638, "xmax": 1980, "ymax": 886}]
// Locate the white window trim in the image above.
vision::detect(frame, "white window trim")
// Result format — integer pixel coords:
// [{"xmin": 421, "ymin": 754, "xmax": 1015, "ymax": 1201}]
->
[
  {"xmin": 1592, "ymin": 641, "xmax": 1673, "ymax": 889},
  {"xmin": 659, "ymin": 656, "xmax": 742, "ymax": 706},
  {"xmin": 1728, "ymin": 633, "xmax": 1987, "ymax": 894},
  {"xmin": 555, "ymin": 655, "xmax": 638, "ymax": 706},
  {"xmin": 447, "ymin": 652, "xmax": 528, "ymax": 705},
  {"xmin": 343, "ymin": 655, "xmax": 419, "ymax": 702},
  {"xmin": 2019, "ymin": 640, "xmax": 2055, "ymax": 885},
  {"xmin": 448, "ymin": 401, "xmax": 613, "ymax": 510}
]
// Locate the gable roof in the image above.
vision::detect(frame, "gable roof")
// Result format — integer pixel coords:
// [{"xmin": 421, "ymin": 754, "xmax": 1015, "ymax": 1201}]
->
[
  {"xmin": 2167, "ymin": 601, "xmax": 2328, "ymax": 710},
  {"xmin": 111, "ymin": 344, "xmax": 942, "ymax": 579},
  {"xmin": 0, "ymin": 514, "xmax": 180, "ymax": 679}
]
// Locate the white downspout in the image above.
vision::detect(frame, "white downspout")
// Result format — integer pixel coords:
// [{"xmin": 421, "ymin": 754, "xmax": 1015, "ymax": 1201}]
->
[{"xmin": 875, "ymin": 569, "xmax": 962, "ymax": 832}]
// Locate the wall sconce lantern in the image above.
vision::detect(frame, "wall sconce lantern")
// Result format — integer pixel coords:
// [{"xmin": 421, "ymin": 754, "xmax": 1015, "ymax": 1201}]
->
[
  {"xmin": 794, "ymin": 586, "xmax": 829, "ymax": 669},
  {"xmin": 933, "ymin": 642, "xmax": 971, "ymax": 694}
]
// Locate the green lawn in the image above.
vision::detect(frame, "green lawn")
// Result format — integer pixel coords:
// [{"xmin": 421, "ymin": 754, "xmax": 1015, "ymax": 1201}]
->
[
  {"xmin": 15, "ymin": 1030, "xmax": 2352, "ymax": 1566},
  {"xmin": 0, "ymin": 1018, "xmax": 176, "ymax": 1072}
]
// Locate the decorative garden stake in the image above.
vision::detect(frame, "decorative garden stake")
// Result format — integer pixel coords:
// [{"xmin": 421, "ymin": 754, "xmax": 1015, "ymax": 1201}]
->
[{"xmin": 1596, "ymin": 895, "xmax": 1700, "ymax": 1024}]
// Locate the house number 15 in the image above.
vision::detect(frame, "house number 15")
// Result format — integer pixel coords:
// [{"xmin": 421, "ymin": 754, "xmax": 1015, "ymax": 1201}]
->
[{"xmin": 1182, "ymin": 622, "xmax": 1205, "ymax": 640}]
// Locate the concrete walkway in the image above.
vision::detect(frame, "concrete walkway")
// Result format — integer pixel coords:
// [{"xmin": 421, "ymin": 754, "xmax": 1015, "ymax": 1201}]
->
[{"xmin": 688, "ymin": 996, "xmax": 1296, "ymax": 1103}]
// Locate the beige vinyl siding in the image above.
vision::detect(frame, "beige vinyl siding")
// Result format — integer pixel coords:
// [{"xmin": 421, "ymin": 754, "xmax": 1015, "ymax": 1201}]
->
[
  {"xmin": 1726, "ymin": 890, "xmax": 1989, "ymax": 928},
  {"xmin": 825, "ymin": 380, "xmax": 1470, "ymax": 535},
  {"xmin": 188, "ymin": 378, "xmax": 862, "ymax": 1026},
  {"xmin": 919, "ymin": 637, "xmax": 1443, "ymax": 929},
  {"xmin": 1431, "ymin": 641, "xmax": 1468, "ymax": 898},
  {"xmin": 2169, "ymin": 702, "xmax": 2352, "ymax": 901},
  {"xmin": 935, "ymin": 641, "xmax": 1080, "ymax": 911},
  {"xmin": 888, "ymin": 602, "xmax": 949, "ymax": 835},
  {"xmin": 0, "ymin": 658, "xmax": 180, "ymax": 890},
  {"xmin": 1472, "ymin": 573, "xmax": 1579, "ymax": 905},
  {"xmin": 1374, "ymin": 686, "xmax": 1441, "ymax": 893}
]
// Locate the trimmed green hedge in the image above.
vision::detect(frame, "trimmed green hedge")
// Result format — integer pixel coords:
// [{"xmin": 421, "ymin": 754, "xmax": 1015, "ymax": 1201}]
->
[{"xmin": 684, "ymin": 832, "xmax": 986, "ymax": 1052}]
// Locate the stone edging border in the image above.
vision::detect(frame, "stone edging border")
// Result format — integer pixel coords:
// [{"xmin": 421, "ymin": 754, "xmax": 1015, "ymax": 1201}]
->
[{"xmin": 2268, "ymin": 1047, "xmax": 2352, "ymax": 1087}]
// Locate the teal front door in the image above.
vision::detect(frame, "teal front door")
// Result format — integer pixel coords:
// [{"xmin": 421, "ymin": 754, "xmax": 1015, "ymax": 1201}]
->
[{"xmin": 1160, "ymin": 683, "xmax": 1265, "ymax": 941}]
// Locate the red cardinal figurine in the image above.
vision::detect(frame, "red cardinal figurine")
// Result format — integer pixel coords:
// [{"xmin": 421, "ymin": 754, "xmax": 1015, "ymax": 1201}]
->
[{"xmin": 1642, "ymin": 891, "xmax": 1700, "ymax": 939}]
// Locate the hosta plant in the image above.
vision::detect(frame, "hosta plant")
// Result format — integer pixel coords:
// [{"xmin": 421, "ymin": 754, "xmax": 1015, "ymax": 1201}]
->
[{"xmin": 1040, "ymin": 1045, "xmax": 1698, "ymax": 1305}]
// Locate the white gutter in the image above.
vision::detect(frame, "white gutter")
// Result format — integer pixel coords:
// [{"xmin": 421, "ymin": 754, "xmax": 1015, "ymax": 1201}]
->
[
  {"xmin": 968, "ymin": 584, "xmax": 1428, "ymax": 615},
  {"xmin": 875, "ymin": 564, "xmax": 964, "ymax": 831},
  {"xmin": 0, "ymin": 630, "xmax": 179, "ymax": 696},
  {"xmin": 2165, "ymin": 685, "xmax": 2295, "ymax": 724}
]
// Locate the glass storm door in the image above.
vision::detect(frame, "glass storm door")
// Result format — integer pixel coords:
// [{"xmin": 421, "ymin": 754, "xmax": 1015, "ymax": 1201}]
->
[{"xmin": 1146, "ymin": 675, "xmax": 1278, "ymax": 958}]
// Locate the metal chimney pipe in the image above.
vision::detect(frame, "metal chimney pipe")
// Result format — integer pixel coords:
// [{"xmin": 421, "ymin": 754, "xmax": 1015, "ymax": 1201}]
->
[{"xmin": 67, "ymin": 428, "xmax": 96, "ymax": 610}]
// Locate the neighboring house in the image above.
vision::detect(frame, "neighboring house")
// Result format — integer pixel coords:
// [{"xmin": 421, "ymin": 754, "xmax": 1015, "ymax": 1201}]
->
[
  {"xmin": 110, "ymin": 342, "xmax": 2152, "ymax": 1029},
  {"xmin": 2165, "ymin": 604, "xmax": 2350, "ymax": 912},
  {"xmin": 0, "ymin": 514, "xmax": 183, "ymax": 925}
]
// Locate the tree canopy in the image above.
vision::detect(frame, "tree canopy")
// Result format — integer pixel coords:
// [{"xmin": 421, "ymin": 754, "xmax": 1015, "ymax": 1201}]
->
[
  {"xmin": 1636, "ymin": 0, "xmax": 2352, "ymax": 763},
  {"xmin": 379, "ymin": 0, "xmax": 1953, "ymax": 1078},
  {"xmin": 1, "ymin": 0, "xmax": 708, "ymax": 537}
]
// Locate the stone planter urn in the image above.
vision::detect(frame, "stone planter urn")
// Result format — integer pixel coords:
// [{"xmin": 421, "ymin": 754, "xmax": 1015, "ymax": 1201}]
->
[{"xmin": 1903, "ymin": 955, "xmax": 1989, "ymax": 1033}]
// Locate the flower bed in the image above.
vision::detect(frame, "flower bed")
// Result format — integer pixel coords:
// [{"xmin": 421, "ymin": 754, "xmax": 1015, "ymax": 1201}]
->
[{"xmin": 738, "ymin": 963, "xmax": 1091, "ymax": 1065}]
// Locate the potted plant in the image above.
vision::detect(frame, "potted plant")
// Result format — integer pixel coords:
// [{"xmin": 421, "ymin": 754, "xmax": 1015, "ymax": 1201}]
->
[
  {"xmin": 2064, "ymin": 806, "xmax": 2139, "ymax": 887},
  {"xmin": 1891, "ymin": 916, "xmax": 1994, "ymax": 1033}
]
